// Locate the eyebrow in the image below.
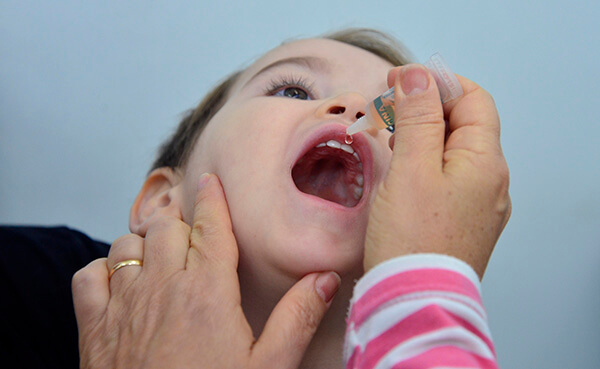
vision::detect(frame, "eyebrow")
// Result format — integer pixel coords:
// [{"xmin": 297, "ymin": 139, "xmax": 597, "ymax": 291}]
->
[{"xmin": 243, "ymin": 56, "xmax": 331, "ymax": 87}]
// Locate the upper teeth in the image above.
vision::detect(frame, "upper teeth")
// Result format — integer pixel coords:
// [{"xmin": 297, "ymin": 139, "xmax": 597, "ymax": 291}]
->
[{"xmin": 315, "ymin": 139, "xmax": 361, "ymax": 162}]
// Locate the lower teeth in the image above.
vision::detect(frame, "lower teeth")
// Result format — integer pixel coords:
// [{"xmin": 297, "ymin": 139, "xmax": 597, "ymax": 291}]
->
[{"xmin": 353, "ymin": 186, "xmax": 363, "ymax": 200}]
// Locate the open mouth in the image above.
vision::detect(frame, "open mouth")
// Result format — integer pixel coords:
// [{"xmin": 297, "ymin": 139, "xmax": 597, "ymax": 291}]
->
[{"xmin": 292, "ymin": 138, "xmax": 364, "ymax": 207}]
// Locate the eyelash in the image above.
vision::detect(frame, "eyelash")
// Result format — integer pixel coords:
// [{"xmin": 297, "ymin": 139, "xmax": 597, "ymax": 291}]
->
[{"xmin": 264, "ymin": 74, "xmax": 316, "ymax": 99}]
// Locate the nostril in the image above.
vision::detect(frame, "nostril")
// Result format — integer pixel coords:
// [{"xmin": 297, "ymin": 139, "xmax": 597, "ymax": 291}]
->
[
  {"xmin": 355, "ymin": 112, "xmax": 365, "ymax": 119},
  {"xmin": 328, "ymin": 106, "xmax": 345, "ymax": 115}
]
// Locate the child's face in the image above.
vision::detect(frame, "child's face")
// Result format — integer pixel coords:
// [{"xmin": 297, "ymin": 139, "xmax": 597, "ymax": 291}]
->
[{"xmin": 180, "ymin": 38, "xmax": 394, "ymax": 279}]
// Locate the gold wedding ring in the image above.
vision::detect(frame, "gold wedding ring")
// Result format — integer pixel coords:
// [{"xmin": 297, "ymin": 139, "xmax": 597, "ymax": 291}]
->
[{"xmin": 109, "ymin": 259, "xmax": 143, "ymax": 278}]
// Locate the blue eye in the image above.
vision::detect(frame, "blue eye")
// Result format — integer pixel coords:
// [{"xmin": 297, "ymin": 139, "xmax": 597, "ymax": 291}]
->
[{"xmin": 274, "ymin": 86, "xmax": 310, "ymax": 100}]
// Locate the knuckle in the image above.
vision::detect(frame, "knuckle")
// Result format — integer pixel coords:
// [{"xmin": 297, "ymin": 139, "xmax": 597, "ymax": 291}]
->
[
  {"xmin": 71, "ymin": 268, "xmax": 90, "ymax": 290},
  {"xmin": 146, "ymin": 216, "xmax": 191, "ymax": 245},
  {"xmin": 108, "ymin": 234, "xmax": 143, "ymax": 263},
  {"xmin": 150, "ymin": 215, "xmax": 182, "ymax": 233},
  {"xmin": 469, "ymin": 83, "xmax": 495, "ymax": 106},
  {"xmin": 504, "ymin": 195, "xmax": 513, "ymax": 220},
  {"xmin": 192, "ymin": 221, "xmax": 218, "ymax": 240},
  {"xmin": 489, "ymin": 160, "xmax": 511, "ymax": 221},
  {"xmin": 288, "ymin": 297, "xmax": 320, "ymax": 334},
  {"xmin": 148, "ymin": 217, "xmax": 191, "ymax": 250},
  {"xmin": 72, "ymin": 262, "xmax": 102, "ymax": 292},
  {"xmin": 112, "ymin": 233, "xmax": 142, "ymax": 249},
  {"xmin": 492, "ymin": 159, "xmax": 510, "ymax": 195},
  {"xmin": 191, "ymin": 217, "xmax": 227, "ymax": 250},
  {"xmin": 174, "ymin": 219, "xmax": 192, "ymax": 237},
  {"xmin": 399, "ymin": 110, "xmax": 444, "ymax": 127},
  {"xmin": 498, "ymin": 162, "xmax": 510, "ymax": 186}
]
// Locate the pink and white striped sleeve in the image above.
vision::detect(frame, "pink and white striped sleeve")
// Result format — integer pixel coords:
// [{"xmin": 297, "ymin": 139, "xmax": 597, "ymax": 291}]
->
[{"xmin": 344, "ymin": 254, "xmax": 498, "ymax": 369}]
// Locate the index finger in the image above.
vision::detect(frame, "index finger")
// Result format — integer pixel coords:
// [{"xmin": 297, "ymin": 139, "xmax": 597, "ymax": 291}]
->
[
  {"xmin": 187, "ymin": 173, "xmax": 239, "ymax": 272},
  {"xmin": 442, "ymin": 75, "xmax": 502, "ymax": 155}
]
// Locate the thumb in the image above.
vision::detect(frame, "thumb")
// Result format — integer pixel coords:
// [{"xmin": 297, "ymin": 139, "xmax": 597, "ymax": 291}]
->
[
  {"xmin": 187, "ymin": 173, "xmax": 238, "ymax": 269},
  {"xmin": 389, "ymin": 64, "xmax": 446, "ymax": 172},
  {"xmin": 252, "ymin": 272, "xmax": 341, "ymax": 368}
]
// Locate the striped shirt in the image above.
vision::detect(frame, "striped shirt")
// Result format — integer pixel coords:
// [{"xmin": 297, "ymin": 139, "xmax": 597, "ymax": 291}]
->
[{"xmin": 344, "ymin": 254, "xmax": 498, "ymax": 369}]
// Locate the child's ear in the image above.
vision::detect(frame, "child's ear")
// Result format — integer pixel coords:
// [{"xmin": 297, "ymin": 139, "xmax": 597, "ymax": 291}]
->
[{"xmin": 129, "ymin": 167, "xmax": 184, "ymax": 236}]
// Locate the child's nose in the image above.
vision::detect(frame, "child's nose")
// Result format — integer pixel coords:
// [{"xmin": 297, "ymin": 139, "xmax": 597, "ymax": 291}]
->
[{"xmin": 315, "ymin": 92, "xmax": 367, "ymax": 123}]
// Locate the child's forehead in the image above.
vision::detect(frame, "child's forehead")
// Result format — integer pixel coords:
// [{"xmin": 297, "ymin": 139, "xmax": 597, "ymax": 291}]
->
[
  {"xmin": 259, "ymin": 38, "xmax": 353, "ymax": 63},
  {"xmin": 236, "ymin": 38, "xmax": 393, "ymax": 87}
]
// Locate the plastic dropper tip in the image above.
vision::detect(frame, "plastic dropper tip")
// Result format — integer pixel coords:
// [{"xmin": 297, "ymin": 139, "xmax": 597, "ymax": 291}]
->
[{"xmin": 346, "ymin": 116, "xmax": 370, "ymax": 135}]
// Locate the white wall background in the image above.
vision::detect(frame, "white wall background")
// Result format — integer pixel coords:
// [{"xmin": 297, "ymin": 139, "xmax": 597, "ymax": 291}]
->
[{"xmin": 1, "ymin": 1, "xmax": 599, "ymax": 368}]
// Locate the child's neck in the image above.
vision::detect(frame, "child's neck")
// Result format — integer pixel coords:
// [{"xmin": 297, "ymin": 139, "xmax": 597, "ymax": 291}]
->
[{"xmin": 239, "ymin": 267, "xmax": 359, "ymax": 369}]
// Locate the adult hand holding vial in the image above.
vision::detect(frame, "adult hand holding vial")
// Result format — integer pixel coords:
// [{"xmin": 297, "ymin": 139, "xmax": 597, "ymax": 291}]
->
[{"xmin": 363, "ymin": 60, "xmax": 511, "ymax": 278}]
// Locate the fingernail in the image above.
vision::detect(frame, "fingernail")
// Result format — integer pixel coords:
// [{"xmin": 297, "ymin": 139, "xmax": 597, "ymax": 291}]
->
[
  {"xmin": 315, "ymin": 272, "xmax": 341, "ymax": 303},
  {"xmin": 400, "ymin": 64, "xmax": 430, "ymax": 96},
  {"xmin": 197, "ymin": 173, "xmax": 211, "ymax": 190}
]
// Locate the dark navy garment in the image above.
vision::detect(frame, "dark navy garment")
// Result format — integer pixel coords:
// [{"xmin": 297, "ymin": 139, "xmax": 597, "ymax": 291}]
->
[{"xmin": 0, "ymin": 226, "xmax": 110, "ymax": 369}]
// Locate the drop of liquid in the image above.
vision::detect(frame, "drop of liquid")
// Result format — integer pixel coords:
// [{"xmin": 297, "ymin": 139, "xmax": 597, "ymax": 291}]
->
[{"xmin": 345, "ymin": 134, "xmax": 353, "ymax": 145}]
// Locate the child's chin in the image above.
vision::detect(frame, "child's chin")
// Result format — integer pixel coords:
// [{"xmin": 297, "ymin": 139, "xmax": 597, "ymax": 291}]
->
[{"xmin": 281, "ymin": 238, "xmax": 365, "ymax": 278}]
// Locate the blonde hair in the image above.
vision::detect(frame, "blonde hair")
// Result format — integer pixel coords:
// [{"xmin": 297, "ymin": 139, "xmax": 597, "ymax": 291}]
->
[{"xmin": 150, "ymin": 28, "xmax": 413, "ymax": 172}]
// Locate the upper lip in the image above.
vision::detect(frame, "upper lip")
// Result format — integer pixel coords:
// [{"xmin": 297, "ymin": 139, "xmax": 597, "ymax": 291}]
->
[{"xmin": 289, "ymin": 122, "xmax": 374, "ymax": 206}]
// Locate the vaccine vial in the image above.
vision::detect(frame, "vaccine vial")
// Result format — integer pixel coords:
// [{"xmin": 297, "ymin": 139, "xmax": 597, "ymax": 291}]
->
[{"xmin": 346, "ymin": 53, "xmax": 463, "ymax": 135}]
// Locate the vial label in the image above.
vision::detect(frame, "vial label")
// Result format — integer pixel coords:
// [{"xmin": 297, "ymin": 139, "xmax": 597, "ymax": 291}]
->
[
  {"xmin": 345, "ymin": 134, "xmax": 353, "ymax": 145},
  {"xmin": 373, "ymin": 95, "xmax": 395, "ymax": 128}
]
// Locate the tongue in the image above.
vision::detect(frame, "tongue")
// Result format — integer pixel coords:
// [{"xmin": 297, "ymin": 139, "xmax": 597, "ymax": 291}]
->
[{"xmin": 292, "ymin": 156, "xmax": 359, "ymax": 207}]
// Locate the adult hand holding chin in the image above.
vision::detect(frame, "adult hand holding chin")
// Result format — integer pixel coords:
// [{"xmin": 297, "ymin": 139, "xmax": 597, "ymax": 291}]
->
[
  {"xmin": 364, "ymin": 64, "xmax": 511, "ymax": 278},
  {"xmin": 72, "ymin": 173, "xmax": 340, "ymax": 369}
]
